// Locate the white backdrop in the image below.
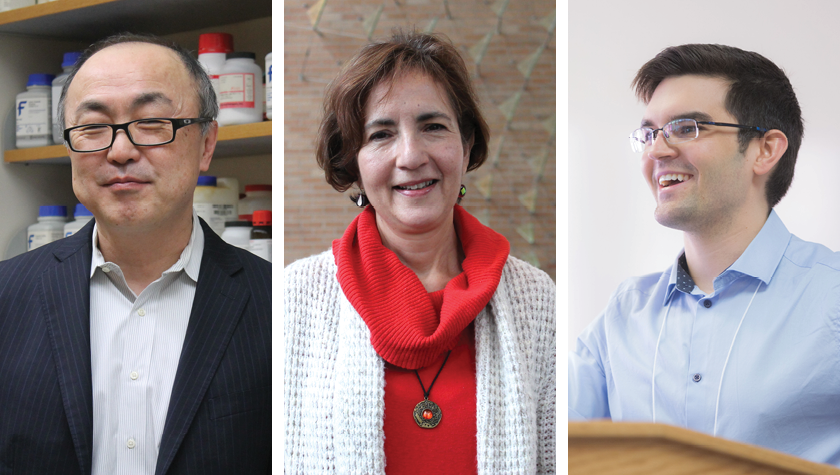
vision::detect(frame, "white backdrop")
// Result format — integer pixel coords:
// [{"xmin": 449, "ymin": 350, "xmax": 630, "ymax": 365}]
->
[{"xmin": 569, "ymin": 1, "xmax": 840, "ymax": 347}]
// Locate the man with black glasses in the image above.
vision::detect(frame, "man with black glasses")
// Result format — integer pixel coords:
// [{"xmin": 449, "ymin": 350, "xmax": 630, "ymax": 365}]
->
[
  {"xmin": 0, "ymin": 34, "xmax": 270, "ymax": 474},
  {"xmin": 570, "ymin": 44, "xmax": 840, "ymax": 465}
]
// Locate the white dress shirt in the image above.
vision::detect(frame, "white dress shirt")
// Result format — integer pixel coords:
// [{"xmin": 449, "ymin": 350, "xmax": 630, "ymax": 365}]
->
[{"xmin": 89, "ymin": 212, "xmax": 204, "ymax": 475}]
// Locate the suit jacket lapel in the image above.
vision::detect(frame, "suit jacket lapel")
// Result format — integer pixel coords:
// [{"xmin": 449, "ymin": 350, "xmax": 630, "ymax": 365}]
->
[
  {"xmin": 41, "ymin": 223, "xmax": 95, "ymax": 475},
  {"xmin": 155, "ymin": 221, "xmax": 248, "ymax": 475}
]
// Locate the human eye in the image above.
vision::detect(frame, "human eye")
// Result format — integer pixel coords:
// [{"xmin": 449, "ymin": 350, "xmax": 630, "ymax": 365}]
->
[
  {"xmin": 134, "ymin": 119, "xmax": 169, "ymax": 130},
  {"xmin": 74, "ymin": 124, "xmax": 110, "ymax": 137},
  {"xmin": 367, "ymin": 130, "xmax": 391, "ymax": 142},
  {"xmin": 425, "ymin": 123, "xmax": 447, "ymax": 132},
  {"xmin": 670, "ymin": 120, "xmax": 697, "ymax": 138}
]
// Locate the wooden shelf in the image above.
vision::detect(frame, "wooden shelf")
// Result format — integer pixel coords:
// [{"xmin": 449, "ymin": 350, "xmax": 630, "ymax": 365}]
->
[
  {"xmin": 4, "ymin": 121, "xmax": 272, "ymax": 164},
  {"xmin": 0, "ymin": 0, "xmax": 270, "ymax": 40}
]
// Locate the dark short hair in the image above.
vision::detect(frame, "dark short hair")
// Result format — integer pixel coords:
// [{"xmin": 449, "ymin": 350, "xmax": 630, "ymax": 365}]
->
[
  {"xmin": 632, "ymin": 44, "xmax": 803, "ymax": 208},
  {"xmin": 58, "ymin": 32, "xmax": 218, "ymax": 136},
  {"xmin": 316, "ymin": 30, "xmax": 490, "ymax": 192}
]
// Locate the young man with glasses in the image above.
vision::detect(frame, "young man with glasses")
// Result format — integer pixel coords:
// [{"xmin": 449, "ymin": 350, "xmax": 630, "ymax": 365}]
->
[
  {"xmin": 0, "ymin": 34, "xmax": 270, "ymax": 474},
  {"xmin": 570, "ymin": 44, "xmax": 840, "ymax": 465}
]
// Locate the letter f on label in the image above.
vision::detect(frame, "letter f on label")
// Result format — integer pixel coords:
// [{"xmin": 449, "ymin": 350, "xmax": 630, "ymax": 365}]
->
[{"xmin": 17, "ymin": 101, "xmax": 26, "ymax": 115}]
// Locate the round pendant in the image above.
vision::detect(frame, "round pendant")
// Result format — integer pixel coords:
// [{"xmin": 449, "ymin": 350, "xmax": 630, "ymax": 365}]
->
[{"xmin": 413, "ymin": 399, "xmax": 442, "ymax": 429}]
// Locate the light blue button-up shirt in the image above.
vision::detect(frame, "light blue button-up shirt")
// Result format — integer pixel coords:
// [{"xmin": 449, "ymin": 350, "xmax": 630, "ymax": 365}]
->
[{"xmin": 570, "ymin": 210, "xmax": 840, "ymax": 466}]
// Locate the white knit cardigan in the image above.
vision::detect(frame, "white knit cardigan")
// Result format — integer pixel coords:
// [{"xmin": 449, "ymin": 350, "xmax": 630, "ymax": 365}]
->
[{"xmin": 284, "ymin": 250, "xmax": 556, "ymax": 474}]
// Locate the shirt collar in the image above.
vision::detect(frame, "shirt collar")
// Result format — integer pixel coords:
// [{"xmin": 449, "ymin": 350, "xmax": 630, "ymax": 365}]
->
[
  {"xmin": 90, "ymin": 210, "xmax": 204, "ymax": 282},
  {"xmin": 664, "ymin": 210, "xmax": 790, "ymax": 304}
]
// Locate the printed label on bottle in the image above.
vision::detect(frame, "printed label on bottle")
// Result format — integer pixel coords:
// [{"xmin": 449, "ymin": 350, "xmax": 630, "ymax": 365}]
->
[
  {"xmin": 249, "ymin": 239, "xmax": 271, "ymax": 262},
  {"xmin": 209, "ymin": 74, "xmax": 221, "ymax": 104},
  {"xmin": 194, "ymin": 203, "xmax": 227, "ymax": 236},
  {"xmin": 17, "ymin": 97, "xmax": 51, "ymax": 136},
  {"xmin": 218, "ymin": 73, "xmax": 255, "ymax": 109},
  {"xmin": 28, "ymin": 229, "xmax": 63, "ymax": 251}
]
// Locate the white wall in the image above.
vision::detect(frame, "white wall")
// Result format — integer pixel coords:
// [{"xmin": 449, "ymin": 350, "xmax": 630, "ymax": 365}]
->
[{"xmin": 569, "ymin": 1, "xmax": 840, "ymax": 347}]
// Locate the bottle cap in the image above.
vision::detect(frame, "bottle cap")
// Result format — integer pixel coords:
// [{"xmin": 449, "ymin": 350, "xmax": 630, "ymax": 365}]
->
[
  {"xmin": 198, "ymin": 33, "xmax": 234, "ymax": 54},
  {"xmin": 62, "ymin": 52, "xmax": 82, "ymax": 68},
  {"xmin": 27, "ymin": 73, "xmax": 55, "ymax": 87},
  {"xmin": 224, "ymin": 220, "xmax": 252, "ymax": 228},
  {"xmin": 252, "ymin": 210, "xmax": 271, "ymax": 226},
  {"xmin": 39, "ymin": 205, "xmax": 67, "ymax": 217},
  {"xmin": 197, "ymin": 175, "xmax": 217, "ymax": 186},
  {"xmin": 226, "ymin": 52, "xmax": 256, "ymax": 60},
  {"xmin": 73, "ymin": 203, "xmax": 93, "ymax": 217},
  {"xmin": 244, "ymin": 184, "xmax": 271, "ymax": 192}
]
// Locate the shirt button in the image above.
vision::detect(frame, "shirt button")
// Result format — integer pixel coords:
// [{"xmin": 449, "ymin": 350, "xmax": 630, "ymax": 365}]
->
[
  {"xmin": 126, "ymin": 438, "xmax": 136, "ymax": 449},
  {"xmin": 130, "ymin": 371, "xmax": 139, "ymax": 380},
  {"xmin": 102, "ymin": 266, "xmax": 111, "ymax": 273},
  {"xmin": 693, "ymin": 373, "xmax": 702, "ymax": 382},
  {"xmin": 703, "ymin": 300, "xmax": 712, "ymax": 308},
  {"xmin": 137, "ymin": 308, "xmax": 146, "ymax": 317}
]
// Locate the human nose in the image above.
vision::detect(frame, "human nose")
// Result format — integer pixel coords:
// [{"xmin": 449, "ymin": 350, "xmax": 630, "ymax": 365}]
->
[
  {"xmin": 395, "ymin": 131, "xmax": 428, "ymax": 169},
  {"xmin": 646, "ymin": 127, "xmax": 676, "ymax": 161},
  {"xmin": 106, "ymin": 128, "xmax": 140, "ymax": 164}
]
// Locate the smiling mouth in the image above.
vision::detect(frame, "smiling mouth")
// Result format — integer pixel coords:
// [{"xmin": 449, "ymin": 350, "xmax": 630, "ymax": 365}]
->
[
  {"xmin": 395, "ymin": 180, "xmax": 437, "ymax": 190},
  {"xmin": 658, "ymin": 173, "xmax": 691, "ymax": 188}
]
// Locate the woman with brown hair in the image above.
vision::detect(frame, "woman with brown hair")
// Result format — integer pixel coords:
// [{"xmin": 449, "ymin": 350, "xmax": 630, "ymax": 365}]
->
[{"xmin": 284, "ymin": 31, "xmax": 555, "ymax": 474}]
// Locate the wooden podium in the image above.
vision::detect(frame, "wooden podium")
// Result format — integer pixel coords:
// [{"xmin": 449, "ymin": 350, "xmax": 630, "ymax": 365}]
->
[{"xmin": 569, "ymin": 421, "xmax": 840, "ymax": 474}]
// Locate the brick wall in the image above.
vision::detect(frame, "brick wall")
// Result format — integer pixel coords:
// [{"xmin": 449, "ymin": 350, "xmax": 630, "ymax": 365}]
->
[{"xmin": 284, "ymin": 0, "xmax": 556, "ymax": 280}]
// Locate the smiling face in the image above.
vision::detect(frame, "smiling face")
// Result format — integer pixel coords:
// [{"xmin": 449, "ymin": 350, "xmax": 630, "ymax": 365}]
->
[
  {"xmin": 64, "ymin": 42, "xmax": 216, "ymax": 234},
  {"xmin": 357, "ymin": 71, "xmax": 470, "ymax": 236},
  {"xmin": 641, "ymin": 75, "xmax": 757, "ymax": 233}
]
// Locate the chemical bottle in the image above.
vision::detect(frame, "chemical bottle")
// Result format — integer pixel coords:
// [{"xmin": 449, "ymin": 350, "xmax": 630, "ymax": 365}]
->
[
  {"xmin": 249, "ymin": 210, "xmax": 271, "ymax": 262},
  {"xmin": 265, "ymin": 52, "xmax": 272, "ymax": 120},
  {"xmin": 222, "ymin": 220, "xmax": 253, "ymax": 251},
  {"xmin": 28, "ymin": 205, "xmax": 67, "ymax": 251},
  {"xmin": 193, "ymin": 176, "xmax": 227, "ymax": 236},
  {"xmin": 64, "ymin": 203, "xmax": 94, "ymax": 237},
  {"xmin": 197, "ymin": 33, "xmax": 234, "ymax": 110},
  {"xmin": 52, "ymin": 51, "xmax": 82, "ymax": 144},
  {"xmin": 238, "ymin": 184, "xmax": 271, "ymax": 221},
  {"xmin": 0, "ymin": 0, "xmax": 35, "ymax": 12},
  {"xmin": 217, "ymin": 52, "xmax": 263, "ymax": 126},
  {"xmin": 216, "ymin": 177, "xmax": 240, "ymax": 222},
  {"xmin": 17, "ymin": 73, "xmax": 56, "ymax": 148}
]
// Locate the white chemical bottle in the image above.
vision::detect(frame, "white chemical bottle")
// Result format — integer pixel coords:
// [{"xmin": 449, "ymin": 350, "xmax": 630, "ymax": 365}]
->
[
  {"xmin": 17, "ymin": 73, "xmax": 55, "ymax": 148},
  {"xmin": 52, "ymin": 52, "xmax": 82, "ymax": 144},
  {"xmin": 222, "ymin": 220, "xmax": 252, "ymax": 251},
  {"xmin": 238, "ymin": 184, "xmax": 271, "ymax": 220},
  {"xmin": 216, "ymin": 177, "xmax": 240, "ymax": 222},
  {"xmin": 64, "ymin": 203, "xmax": 94, "ymax": 237},
  {"xmin": 249, "ymin": 210, "xmax": 271, "ymax": 262},
  {"xmin": 28, "ymin": 205, "xmax": 67, "ymax": 251},
  {"xmin": 197, "ymin": 33, "xmax": 233, "ymax": 110},
  {"xmin": 217, "ymin": 52, "xmax": 263, "ymax": 126},
  {"xmin": 0, "ymin": 0, "xmax": 35, "ymax": 12},
  {"xmin": 193, "ymin": 176, "xmax": 227, "ymax": 236},
  {"xmin": 265, "ymin": 52, "xmax": 272, "ymax": 120}
]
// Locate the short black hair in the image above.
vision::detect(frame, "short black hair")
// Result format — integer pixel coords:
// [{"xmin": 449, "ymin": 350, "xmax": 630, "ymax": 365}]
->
[{"xmin": 633, "ymin": 44, "xmax": 803, "ymax": 208}]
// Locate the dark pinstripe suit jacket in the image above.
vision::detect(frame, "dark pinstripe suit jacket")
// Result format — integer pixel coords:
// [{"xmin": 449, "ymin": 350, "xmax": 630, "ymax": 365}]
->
[{"xmin": 0, "ymin": 218, "xmax": 271, "ymax": 475}]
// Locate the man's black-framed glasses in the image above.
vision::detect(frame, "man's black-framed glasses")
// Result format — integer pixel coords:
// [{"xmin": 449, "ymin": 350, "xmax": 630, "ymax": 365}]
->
[
  {"xmin": 629, "ymin": 118, "xmax": 767, "ymax": 153},
  {"xmin": 63, "ymin": 117, "xmax": 213, "ymax": 153}
]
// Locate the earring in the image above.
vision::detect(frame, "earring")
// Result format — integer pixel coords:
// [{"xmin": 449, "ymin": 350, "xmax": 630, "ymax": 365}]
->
[
  {"xmin": 459, "ymin": 184, "xmax": 467, "ymax": 198},
  {"xmin": 356, "ymin": 190, "xmax": 369, "ymax": 208}
]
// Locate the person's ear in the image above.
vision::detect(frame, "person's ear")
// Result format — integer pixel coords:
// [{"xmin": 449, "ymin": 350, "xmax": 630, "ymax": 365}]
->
[{"xmin": 753, "ymin": 129, "xmax": 788, "ymax": 177}]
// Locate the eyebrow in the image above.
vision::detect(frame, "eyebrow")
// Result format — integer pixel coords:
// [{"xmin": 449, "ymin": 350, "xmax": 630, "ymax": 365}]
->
[
  {"xmin": 74, "ymin": 92, "xmax": 174, "ymax": 119},
  {"xmin": 364, "ymin": 111, "xmax": 453, "ymax": 130},
  {"xmin": 641, "ymin": 111, "xmax": 714, "ymax": 128}
]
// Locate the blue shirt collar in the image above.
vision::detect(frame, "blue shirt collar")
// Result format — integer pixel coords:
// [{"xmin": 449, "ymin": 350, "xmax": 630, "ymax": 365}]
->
[{"xmin": 664, "ymin": 210, "xmax": 791, "ymax": 304}]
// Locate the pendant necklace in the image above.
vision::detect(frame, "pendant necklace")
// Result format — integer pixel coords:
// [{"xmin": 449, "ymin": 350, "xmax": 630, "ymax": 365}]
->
[{"xmin": 412, "ymin": 350, "xmax": 452, "ymax": 429}]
